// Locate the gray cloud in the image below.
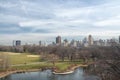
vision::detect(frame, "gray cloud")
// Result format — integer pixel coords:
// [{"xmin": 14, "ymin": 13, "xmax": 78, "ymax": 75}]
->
[{"xmin": 0, "ymin": 0, "xmax": 120, "ymax": 45}]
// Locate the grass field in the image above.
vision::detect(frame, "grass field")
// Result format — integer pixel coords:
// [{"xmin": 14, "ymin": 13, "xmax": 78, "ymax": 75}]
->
[
  {"xmin": 12, "ymin": 62, "xmax": 53, "ymax": 70},
  {"xmin": 0, "ymin": 52, "xmax": 40, "ymax": 65},
  {"xmin": 10, "ymin": 54, "xmax": 40, "ymax": 65},
  {"xmin": 0, "ymin": 52, "xmax": 85, "ymax": 72}
]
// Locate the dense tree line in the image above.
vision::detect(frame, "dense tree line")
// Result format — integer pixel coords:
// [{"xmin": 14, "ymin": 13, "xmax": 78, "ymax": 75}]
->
[{"xmin": 83, "ymin": 46, "xmax": 120, "ymax": 80}]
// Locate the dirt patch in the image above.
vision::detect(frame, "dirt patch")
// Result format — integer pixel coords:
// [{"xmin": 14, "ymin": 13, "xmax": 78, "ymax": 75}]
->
[
  {"xmin": 27, "ymin": 55, "xmax": 39, "ymax": 58},
  {"xmin": 1, "ymin": 52, "xmax": 21, "ymax": 55}
]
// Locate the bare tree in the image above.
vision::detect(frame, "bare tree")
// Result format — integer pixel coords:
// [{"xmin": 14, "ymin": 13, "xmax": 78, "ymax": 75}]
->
[{"xmin": 0, "ymin": 53, "xmax": 10, "ymax": 70}]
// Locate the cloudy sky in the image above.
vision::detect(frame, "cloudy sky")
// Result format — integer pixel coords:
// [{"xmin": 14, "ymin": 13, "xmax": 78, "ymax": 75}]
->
[{"xmin": 0, "ymin": 0, "xmax": 120, "ymax": 45}]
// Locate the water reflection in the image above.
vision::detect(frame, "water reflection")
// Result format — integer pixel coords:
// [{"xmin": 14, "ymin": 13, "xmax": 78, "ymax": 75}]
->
[
  {"xmin": 0, "ymin": 75, "xmax": 12, "ymax": 80},
  {"xmin": 0, "ymin": 67, "xmax": 101, "ymax": 80}
]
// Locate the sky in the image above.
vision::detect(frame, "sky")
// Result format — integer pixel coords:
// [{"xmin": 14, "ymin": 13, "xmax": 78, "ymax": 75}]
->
[{"xmin": 0, "ymin": 0, "xmax": 120, "ymax": 45}]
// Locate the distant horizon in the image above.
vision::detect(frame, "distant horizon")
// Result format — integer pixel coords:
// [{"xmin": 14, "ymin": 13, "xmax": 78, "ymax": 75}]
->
[
  {"xmin": 0, "ymin": 0, "xmax": 120, "ymax": 45},
  {"xmin": 0, "ymin": 35, "xmax": 119, "ymax": 46}
]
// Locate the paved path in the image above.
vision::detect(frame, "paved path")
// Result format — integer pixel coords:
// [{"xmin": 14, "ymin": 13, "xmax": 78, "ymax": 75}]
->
[{"xmin": 11, "ymin": 62, "xmax": 45, "ymax": 66}]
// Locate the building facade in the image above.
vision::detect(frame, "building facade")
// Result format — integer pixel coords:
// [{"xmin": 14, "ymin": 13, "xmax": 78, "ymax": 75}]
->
[
  {"xmin": 13, "ymin": 40, "xmax": 21, "ymax": 46},
  {"xmin": 56, "ymin": 36, "xmax": 61, "ymax": 45},
  {"xmin": 88, "ymin": 35, "xmax": 93, "ymax": 46}
]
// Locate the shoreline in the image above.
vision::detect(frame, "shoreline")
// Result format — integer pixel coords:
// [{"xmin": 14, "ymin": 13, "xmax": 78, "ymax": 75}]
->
[
  {"xmin": 0, "ymin": 69, "xmax": 41, "ymax": 78},
  {"xmin": 53, "ymin": 64, "xmax": 88, "ymax": 75},
  {"xmin": 0, "ymin": 64, "xmax": 88, "ymax": 78}
]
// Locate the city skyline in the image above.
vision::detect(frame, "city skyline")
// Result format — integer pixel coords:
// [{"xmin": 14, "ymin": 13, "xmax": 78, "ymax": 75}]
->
[
  {"xmin": 0, "ymin": 0, "xmax": 120, "ymax": 45},
  {"xmin": 0, "ymin": 35, "xmax": 119, "ymax": 46}
]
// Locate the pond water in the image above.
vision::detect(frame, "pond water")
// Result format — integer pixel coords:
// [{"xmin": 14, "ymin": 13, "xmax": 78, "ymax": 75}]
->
[{"xmin": 0, "ymin": 67, "xmax": 101, "ymax": 80}]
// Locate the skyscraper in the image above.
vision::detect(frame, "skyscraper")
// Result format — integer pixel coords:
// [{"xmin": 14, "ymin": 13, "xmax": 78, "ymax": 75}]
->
[
  {"xmin": 56, "ymin": 36, "xmax": 61, "ymax": 45},
  {"xmin": 39, "ymin": 41, "xmax": 42, "ymax": 46},
  {"xmin": 16, "ymin": 40, "xmax": 21, "ymax": 46},
  {"xmin": 13, "ymin": 40, "xmax": 21, "ymax": 46},
  {"xmin": 88, "ymin": 35, "xmax": 93, "ymax": 46},
  {"xmin": 63, "ymin": 39, "xmax": 69, "ymax": 46}
]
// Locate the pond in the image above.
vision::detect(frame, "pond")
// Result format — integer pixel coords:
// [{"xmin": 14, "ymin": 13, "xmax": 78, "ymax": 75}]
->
[{"xmin": 0, "ymin": 67, "xmax": 101, "ymax": 80}]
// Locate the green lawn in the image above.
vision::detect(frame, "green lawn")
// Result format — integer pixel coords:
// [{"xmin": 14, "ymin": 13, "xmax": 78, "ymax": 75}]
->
[
  {"xmin": 12, "ymin": 62, "xmax": 53, "ymax": 70},
  {"xmin": 0, "ymin": 52, "xmax": 40, "ymax": 65},
  {"xmin": 0, "ymin": 52, "xmax": 87, "ymax": 72},
  {"xmin": 55, "ymin": 62, "xmax": 70, "ymax": 72},
  {"xmin": 9, "ymin": 54, "xmax": 40, "ymax": 65}
]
